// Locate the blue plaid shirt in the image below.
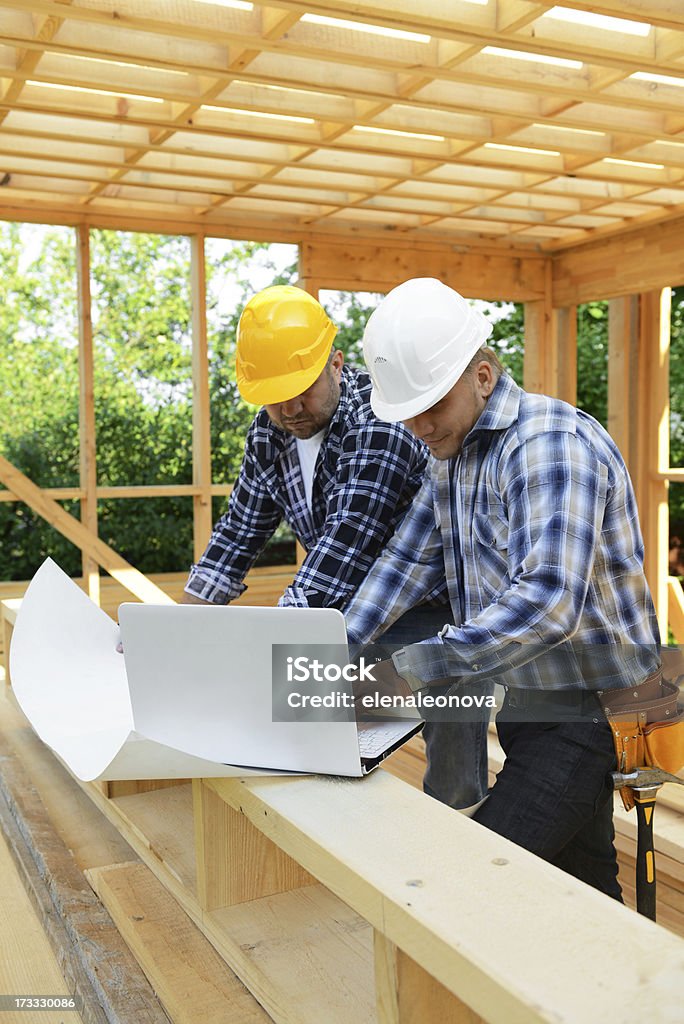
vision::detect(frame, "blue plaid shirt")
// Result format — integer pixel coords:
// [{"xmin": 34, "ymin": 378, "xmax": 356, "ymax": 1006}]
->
[
  {"xmin": 186, "ymin": 367, "xmax": 432, "ymax": 608},
  {"xmin": 344, "ymin": 372, "xmax": 660, "ymax": 691}
]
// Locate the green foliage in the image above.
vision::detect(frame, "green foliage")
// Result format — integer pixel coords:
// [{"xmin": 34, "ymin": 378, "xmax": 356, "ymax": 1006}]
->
[{"xmin": 576, "ymin": 301, "xmax": 608, "ymax": 427}]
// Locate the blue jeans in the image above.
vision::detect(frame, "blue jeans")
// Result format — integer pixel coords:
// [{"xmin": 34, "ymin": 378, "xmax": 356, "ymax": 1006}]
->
[
  {"xmin": 474, "ymin": 690, "xmax": 621, "ymax": 900},
  {"xmin": 372, "ymin": 605, "xmax": 491, "ymax": 810}
]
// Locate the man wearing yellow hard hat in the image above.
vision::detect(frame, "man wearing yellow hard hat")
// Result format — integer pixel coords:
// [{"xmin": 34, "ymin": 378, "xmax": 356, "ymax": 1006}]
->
[{"xmin": 182, "ymin": 284, "xmax": 489, "ymax": 811}]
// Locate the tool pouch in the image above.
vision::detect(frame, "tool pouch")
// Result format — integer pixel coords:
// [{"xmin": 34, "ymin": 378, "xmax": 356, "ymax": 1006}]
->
[{"xmin": 598, "ymin": 667, "xmax": 684, "ymax": 811}]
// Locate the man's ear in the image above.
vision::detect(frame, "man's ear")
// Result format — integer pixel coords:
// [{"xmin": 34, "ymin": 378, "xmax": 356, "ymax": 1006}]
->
[
  {"xmin": 476, "ymin": 361, "xmax": 495, "ymax": 398},
  {"xmin": 331, "ymin": 349, "xmax": 344, "ymax": 382}
]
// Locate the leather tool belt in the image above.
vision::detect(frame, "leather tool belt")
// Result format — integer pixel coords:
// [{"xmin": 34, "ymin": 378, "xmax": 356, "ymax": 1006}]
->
[{"xmin": 598, "ymin": 666, "xmax": 684, "ymax": 811}]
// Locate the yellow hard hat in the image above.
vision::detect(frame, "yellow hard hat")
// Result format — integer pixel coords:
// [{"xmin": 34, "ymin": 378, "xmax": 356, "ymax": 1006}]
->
[{"xmin": 235, "ymin": 285, "xmax": 338, "ymax": 404}]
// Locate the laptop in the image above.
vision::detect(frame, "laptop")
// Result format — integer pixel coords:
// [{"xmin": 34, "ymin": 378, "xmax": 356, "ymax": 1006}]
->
[{"xmin": 117, "ymin": 603, "xmax": 423, "ymax": 778}]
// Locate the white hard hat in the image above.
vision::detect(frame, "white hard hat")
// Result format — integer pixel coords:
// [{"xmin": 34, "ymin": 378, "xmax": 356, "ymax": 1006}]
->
[{"xmin": 363, "ymin": 278, "xmax": 493, "ymax": 421}]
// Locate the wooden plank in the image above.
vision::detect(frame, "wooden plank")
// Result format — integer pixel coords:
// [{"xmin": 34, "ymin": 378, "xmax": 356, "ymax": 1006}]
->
[
  {"xmin": 553, "ymin": 215, "xmax": 684, "ymax": 305},
  {"xmin": 193, "ymin": 779, "xmax": 314, "ymax": 911},
  {"xmin": 82, "ymin": 782, "xmax": 378, "ymax": 1024},
  {"xmin": 549, "ymin": 304, "xmax": 577, "ymax": 405},
  {"xmin": 76, "ymin": 222, "xmax": 100, "ymax": 606},
  {"xmin": 668, "ymin": 577, "xmax": 684, "ymax": 644},
  {"xmin": 204, "ymin": 772, "xmax": 684, "ymax": 1024},
  {"xmin": 300, "ymin": 240, "xmax": 548, "ymax": 302},
  {"xmin": 88, "ymin": 860, "xmax": 270, "ymax": 1024},
  {"xmin": 1, "ymin": 602, "xmax": 16, "ymax": 686},
  {"xmin": 375, "ymin": 932, "xmax": 482, "ymax": 1024},
  {"xmin": 190, "ymin": 232, "xmax": 213, "ymax": 563},
  {"xmin": 0, "ymin": 686, "xmax": 134, "ymax": 872},
  {"xmin": 0, "ymin": 454, "xmax": 173, "ymax": 605},
  {"xmin": 608, "ymin": 295, "xmax": 640, "ymax": 469},
  {"xmin": 0, "ymin": 739, "xmax": 168, "ymax": 1024},
  {"xmin": 0, "ymin": 829, "xmax": 87, "ymax": 1024},
  {"xmin": 522, "ymin": 297, "xmax": 550, "ymax": 395},
  {"xmin": 641, "ymin": 289, "xmax": 671, "ymax": 639},
  {"xmin": 208, "ymin": 884, "xmax": 376, "ymax": 1024}
]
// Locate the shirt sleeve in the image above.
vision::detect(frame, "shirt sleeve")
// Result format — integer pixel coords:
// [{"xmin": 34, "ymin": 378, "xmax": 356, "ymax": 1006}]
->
[
  {"xmin": 342, "ymin": 472, "xmax": 446, "ymax": 644},
  {"xmin": 185, "ymin": 429, "xmax": 282, "ymax": 604},
  {"xmin": 278, "ymin": 420, "xmax": 428, "ymax": 610},
  {"xmin": 400, "ymin": 430, "xmax": 610, "ymax": 684}
]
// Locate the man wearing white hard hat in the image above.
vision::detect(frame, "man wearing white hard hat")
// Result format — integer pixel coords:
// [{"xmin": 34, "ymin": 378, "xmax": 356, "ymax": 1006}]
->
[{"xmin": 344, "ymin": 277, "xmax": 660, "ymax": 899}]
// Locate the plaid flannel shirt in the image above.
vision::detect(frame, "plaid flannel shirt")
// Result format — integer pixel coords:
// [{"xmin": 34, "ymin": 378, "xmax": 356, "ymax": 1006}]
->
[
  {"xmin": 344, "ymin": 372, "xmax": 660, "ymax": 691},
  {"xmin": 185, "ymin": 367, "xmax": 433, "ymax": 608}
]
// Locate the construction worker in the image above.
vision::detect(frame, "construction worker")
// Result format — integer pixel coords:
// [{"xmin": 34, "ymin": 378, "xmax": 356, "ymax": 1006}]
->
[
  {"xmin": 344, "ymin": 277, "xmax": 661, "ymax": 900},
  {"xmin": 182, "ymin": 284, "xmax": 490, "ymax": 810}
]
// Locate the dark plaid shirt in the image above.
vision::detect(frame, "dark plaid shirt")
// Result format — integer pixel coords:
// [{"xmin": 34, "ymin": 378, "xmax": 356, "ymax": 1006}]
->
[{"xmin": 185, "ymin": 367, "xmax": 431, "ymax": 608}]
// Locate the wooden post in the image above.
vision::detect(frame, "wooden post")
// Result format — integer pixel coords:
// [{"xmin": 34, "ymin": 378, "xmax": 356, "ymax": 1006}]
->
[
  {"xmin": 193, "ymin": 780, "xmax": 314, "ymax": 911},
  {"xmin": 523, "ymin": 263, "xmax": 553, "ymax": 395},
  {"xmin": 608, "ymin": 296, "xmax": 640, "ymax": 471},
  {"xmin": 76, "ymin": 224, "xmax": 100, "ymax": 605},
  {"xmin": 635, "ymin": 290, "xmax": 671, "ymax": 640},
  {"xmin": 374, "ymin": 933, "xmax": 482, "ymax": 1024},
  {"xmin": 549, "ymin": 305, "xmax": 577, "ymax": 405},
  {"xmin": 190, "ymin": 234, "xmax": 213, "ymax": 563}
]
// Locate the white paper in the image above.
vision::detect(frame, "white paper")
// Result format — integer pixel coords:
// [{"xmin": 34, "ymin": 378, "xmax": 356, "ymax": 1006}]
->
[{"xmin": 9, "ymin": 559, "xmax": 282, "ymax": 782}]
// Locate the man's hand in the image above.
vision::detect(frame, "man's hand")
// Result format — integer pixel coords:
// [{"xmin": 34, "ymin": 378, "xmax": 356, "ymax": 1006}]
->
[{"xmin": 353, "ymin": 657, "xmax": 414, "ymax": 718}]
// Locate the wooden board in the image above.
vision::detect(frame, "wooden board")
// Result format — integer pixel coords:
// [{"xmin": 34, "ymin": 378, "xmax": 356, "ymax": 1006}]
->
[
  {"xmin": 88, "ymin": 860, "xmax": 270, "ymax": 1024},
  {"xmin": 0, "ymin": 830, "xmax": 87, "ymax": 1024}
]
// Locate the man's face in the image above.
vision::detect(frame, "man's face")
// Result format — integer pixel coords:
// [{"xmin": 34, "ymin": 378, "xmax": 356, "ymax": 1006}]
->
[
  {"xmin": 402, "ymin": 361, "xmax": 495, "ymax": 460},
  {"xmin": 265, "ymin": 351, "xmax": 344, "ymax": 439}
]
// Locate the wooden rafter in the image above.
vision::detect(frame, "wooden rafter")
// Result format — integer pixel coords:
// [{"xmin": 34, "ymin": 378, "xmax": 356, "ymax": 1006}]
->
[{"xmin": 0, "ymin": 0, "xmax": 682, "ymax": 248}]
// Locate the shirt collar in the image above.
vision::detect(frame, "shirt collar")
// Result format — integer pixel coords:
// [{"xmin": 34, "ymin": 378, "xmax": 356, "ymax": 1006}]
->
[{"xmin": 463, "ymin": 371, "xmax": 521, "ymax": 447}]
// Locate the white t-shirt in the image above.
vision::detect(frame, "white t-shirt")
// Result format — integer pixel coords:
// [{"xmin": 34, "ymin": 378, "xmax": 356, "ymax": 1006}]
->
[{"xmin": 295, "ymin": 430, "xmax": 326, "ymax": 510}]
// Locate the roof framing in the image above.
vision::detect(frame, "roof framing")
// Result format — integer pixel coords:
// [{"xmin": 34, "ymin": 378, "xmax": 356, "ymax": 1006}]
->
[{"xmin": 0, "ymin": 0, "xmax": 683, "ymax": 250}]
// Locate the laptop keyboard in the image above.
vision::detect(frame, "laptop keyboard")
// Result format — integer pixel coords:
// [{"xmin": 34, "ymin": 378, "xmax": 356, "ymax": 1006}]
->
[{"xmin": 357, "ymin": 721, "xmax": 415, "ymax": 759}]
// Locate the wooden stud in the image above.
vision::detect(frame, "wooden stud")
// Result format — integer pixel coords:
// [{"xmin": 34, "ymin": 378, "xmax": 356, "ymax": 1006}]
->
[
  {"xmin": 1, "ymin": 608, "xmax": 13, "ymax": 687},
  {"xmin": 668, "ymin": 577, "xmax": 684, "ymax": 645},
  {"xmin": 635, "ymin": 289, "xmax": 671, "ymax": 640},
  {"xmin": 374, "ymin": 933, "xmax": 482, "ymax": 1024},
  {"xmin": 193, "ymin": 780, "xmax": 314, "ymax": 912},
  {"xmin": 608, "ymin": 295, "xmax": 640, "ymax": 469},
  {"xmin": 190, "ymin": 233, "xmax": 214, "ymax": 563},
  {"xmin": 549, "ymin": 305, "xmax": 577, "ymax": 405},
  {"xmin": 76, "ymin": 223, "xmax": 100, "ymax": 605},
  {"xmin": 522, "ymin": 299, "xmax": 549, "ymax": 395}
]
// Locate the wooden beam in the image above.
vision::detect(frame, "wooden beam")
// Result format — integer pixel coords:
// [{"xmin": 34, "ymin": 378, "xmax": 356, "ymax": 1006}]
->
[
  {"xmin": 668, "ymin": 577, "xmax": 684, "ymax": 644},
  {"xmin": 549, "ymin": 305, "xmax": 577, "ymax": 405},
  {"xmin": 374, "ymin": 933, "xmax": 483, "ymax": 1024},
  {"xmin": 87, "ymin": 860, "xmax": 270, "ymax": 1024},
  {"xmin": 635, "ymin": 289, "xmax": 671, "ymax": 640},
  {"xmin": 300, "ymin": 240, "xmax": 548, "ymax": 302},
  {"xmin": 608, "ymin": 295, "xmax": 640, "ymax": 470},
  {"xmin": 76, "ymin": 223, "xmax": 100, "ymax": 605},
  {"xmin": 190, "ymin": 233, "xmax": 213, "ymax": 563},
  {"xmin": 0, "ymin": 455, "xmax": 173, "ymax": 605},
  {"xmin": 192, "ymin": 779, "xmax": 314, "ymax": 912},
  {"xmin": 522, "ymin": 264, "xmax": 553, "ymax": 395},
  {"xmin": 553, "ymin": 216, "xmax": 684, "ymax": 305}
]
